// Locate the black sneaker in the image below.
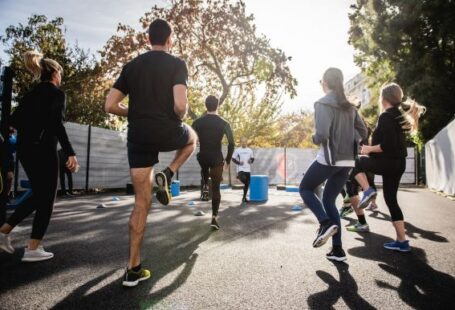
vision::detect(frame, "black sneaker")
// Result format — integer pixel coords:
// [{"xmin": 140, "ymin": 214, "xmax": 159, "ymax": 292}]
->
[
  {"xmin": 201, "ymin": 185, "xmax": 210, "ymax": 201},
  {"xmin": 122, "ymin": 267, "xmax": 151, "ymax": 287},
  {"xmin": 155, "ymin": 169, "xmax": 172, "ymax": 205},
  {"xmin": 210, "ymin": 218, "xmax": 220, "ymax": 230},
  {"xmin": 326, "ymin": 247, "xmax": 347, "ymax": 262},
  {"xmin": 313, "ymin": 222, "xmax": 339, "ymax": 248}
]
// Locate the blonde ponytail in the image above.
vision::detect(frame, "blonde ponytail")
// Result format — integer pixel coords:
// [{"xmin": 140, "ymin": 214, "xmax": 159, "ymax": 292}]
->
[
  {"xmin": 401, "ymin": 98, "xmax": 426, "ymax": 134},
  {"xmin": 23, "ymin": 50, "xmax": 44, "ymax": 80},
  {"xmin": 23, "ymin": 50, "xmax": 63, "ymax": 81},
  {"xmin": 380, "ymin": 83, "xmax": 426, "ymax": 134}
]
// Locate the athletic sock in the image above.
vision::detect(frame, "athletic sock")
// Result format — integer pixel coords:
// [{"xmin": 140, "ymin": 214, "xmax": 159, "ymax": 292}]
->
[
  {"xmin": 358, "ymin": 215, "xmax": 367, "ymax": 225},
  {"xmin": 332, "ymin": 244, "xmax": 342, "ymax": 251},
  {"xmin": 164, "ymin": 167, "xmax": 174, "ymax": 179},
  {"xmin": 131, "ymin": 264, "xmax": 142, "ymax": 272}
]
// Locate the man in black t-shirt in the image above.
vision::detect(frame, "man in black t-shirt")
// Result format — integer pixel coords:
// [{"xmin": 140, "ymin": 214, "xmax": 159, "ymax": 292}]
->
[
  {"xmin": 105, "ymin": 19, "xmax": 196, "ymax": 288},
  {"xmin": 192, "ymin": 96, "xmax": 235, "ymax": 230}
]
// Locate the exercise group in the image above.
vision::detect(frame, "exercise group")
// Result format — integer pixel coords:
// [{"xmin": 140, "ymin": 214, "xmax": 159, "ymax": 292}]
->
[{"xmin": 0, "ymin": 19, "xmax": 425, "ymax": 288}]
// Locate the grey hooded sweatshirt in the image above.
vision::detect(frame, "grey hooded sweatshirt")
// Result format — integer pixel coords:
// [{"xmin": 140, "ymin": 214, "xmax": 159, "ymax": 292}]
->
[{"xmin": 313, "ymin": 91, "xmax": 368, "ymax": 166}]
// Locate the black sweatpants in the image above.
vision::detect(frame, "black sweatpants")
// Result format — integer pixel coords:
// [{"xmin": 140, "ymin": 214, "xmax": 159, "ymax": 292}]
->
[
  {"xmin": 200, "ymin": 164, "xmax": 223, "ymax": 216},
  {"xmin": 7, "ymin": 145, "xmax": 59, "ymax": 240},
  {"xmin": 59, "ymin": 166, "xmax": 73, "ymax": 194},
  {"xmin": 352, "ymin": 156, "xmax": 406, "ymax": 221},
  {"xmin": 237, "ymin": 171, "xmax": 251, "ymax": 199}
]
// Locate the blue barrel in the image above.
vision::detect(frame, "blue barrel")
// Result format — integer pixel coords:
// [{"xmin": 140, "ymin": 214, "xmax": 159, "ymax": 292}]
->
[
  {"xmin": 249, "ymin": 175, "xmax": 268, "ymax": 201},
  {"xmin": 171, "ymin": 180, "xmax": 180, "ymax": 197}
]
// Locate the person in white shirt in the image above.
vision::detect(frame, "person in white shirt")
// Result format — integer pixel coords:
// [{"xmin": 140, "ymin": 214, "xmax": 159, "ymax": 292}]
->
[{"xmin": 232, "ymin": 137, "xmax": 254, "ymax": 203}]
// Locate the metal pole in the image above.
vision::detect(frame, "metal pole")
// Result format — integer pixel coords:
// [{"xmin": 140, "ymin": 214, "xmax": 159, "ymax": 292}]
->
[
  {"xmin": 284, "ymin": 147, "xmax": 287, "ymax": 186},
  {"xmin": 85, "ymin": 125, "xmax": 91, "ymax": 192}
]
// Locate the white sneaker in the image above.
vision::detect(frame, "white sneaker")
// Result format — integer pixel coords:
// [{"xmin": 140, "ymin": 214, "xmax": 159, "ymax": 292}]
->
[
  {"xmin": 22, "ymin": 246, "xmax": 54, "ymax": 262},
  {"xmin": 0, "ymin": 232, "xmax": 15, "ymax": 254}
]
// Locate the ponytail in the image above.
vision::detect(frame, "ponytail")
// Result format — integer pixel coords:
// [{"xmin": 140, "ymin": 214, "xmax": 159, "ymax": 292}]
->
[
  {"xmin": 23, "ymin": 50, "xmax": 63, "ymax": 82},
  {"xmin": 380, "ymin": 83, "xmax": 426, "ymax": 134},
  {"xmin": 322, "ymin": 67, "xmax": 352, "ymax": 109},
  {"xmin": 23, "ymin": 51, "xmax": 44, "ymax": 80}
]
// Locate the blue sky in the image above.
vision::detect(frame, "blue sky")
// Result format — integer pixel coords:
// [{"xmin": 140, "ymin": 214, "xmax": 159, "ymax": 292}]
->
[{"xmin": 0, "ymin": 0, "xmax": 359, "ymax": 113}]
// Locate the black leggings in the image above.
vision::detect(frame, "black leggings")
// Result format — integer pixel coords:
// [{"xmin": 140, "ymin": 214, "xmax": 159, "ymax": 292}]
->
[
  {"xmin": 200, "ymin": 164, "xmax": 223, "ymax": 216},
  {"xmin": 346, "ymin": 171, "xmax": 376, "ymax": 197},
  {"xmin": 352, "ymin": 156, "xmax": 406, "ymax": 221},
  {"xmin": 7, "ymin": 145, "xmax": 59, "ymax": 240},
  {"xmin": 59, "ymin": 166, "xmax": 73, "ymax": 194},
  {"xmin": 238, "ymin": 172, "xmax": 251, "ymax": 199}
]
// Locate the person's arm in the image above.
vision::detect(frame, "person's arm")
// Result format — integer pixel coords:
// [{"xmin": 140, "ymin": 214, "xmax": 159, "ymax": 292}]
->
[
  {"xmin": 312, "ymin": 102, "xmax": 334, "ymax": 145},
  {"xmin": 361, "ymin": 114, "xmax": 395, "ymax": 155},
  {"xmin": 50, "ymin": 92, "xmax": 78, "ymax": 172},
  {"xmin": 224, "ymin": 123, "xmax": 235, "ymax": 164},
  {"xmin": 105, "ymin": 88, "xmax": 128, "ymax": 117},
  {"xmin": 360, "ymin": 144, "xmax": 383, "ymax": 155},
  {"xmin": 173, "ymin": 60, "xmax": 189, "ymax": 120},
  {"xmin": 354, "ymin": 110, "xmax": 368, "ymax": 143},
  {"xmin": 231, "ymin": 149, "xmax": 241, "ymax": 165},
  {"xmin": 248, "ymin": 149, "xmax": 255, "ymax": 164}
]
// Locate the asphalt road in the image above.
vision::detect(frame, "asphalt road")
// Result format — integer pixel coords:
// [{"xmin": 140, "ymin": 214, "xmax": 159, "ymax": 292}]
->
[{"xmin": 0, "ymin": 188, "xmax": 454, "ymax": 309}]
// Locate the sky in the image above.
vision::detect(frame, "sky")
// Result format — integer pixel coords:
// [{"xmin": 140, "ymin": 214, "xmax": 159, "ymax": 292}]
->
[{"xmin": 0, "ymin": 0, "xmax": 359, "ymax": 113}]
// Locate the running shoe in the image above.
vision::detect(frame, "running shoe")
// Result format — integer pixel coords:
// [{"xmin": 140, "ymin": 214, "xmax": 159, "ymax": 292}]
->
[
  {"xmin": 22, "ymin": 246, "xmax": 54, "ymax": 262},
  {"xmin": 210, "ymin": 218, "xmax": 220, "ymax": 230},
  {"xmin": 0, "ymin": 232, "xmax": 14, "ymax": 254},
  {"xmin": 343, "ymin": 195, "xmax": 351, "ymax": 207},
  {"xmin": 383, "ymin": 240, "xmax": 411, "ymax": 252},
  {"xmin": 346, "ymin": 222, "xmax": 370, "ymax": 233},
  {"xmin": 366, "ymin": 201, "xmax": 379, "ymax": 211},
  {"xmin": 313, "ymin": 222, "xmax": 338, "ymax": 248},
  {"xmin": 155, "ymin": 169, "xmax": 172, "ymax": 206},
  {"xmin": 339, "ymin": 206, "xmax": 353, "ymax": 218},
  {"xmin": 122, "ymin": 267, "xmax": 151, "ymax": 287},
  {"xmin": 201, "ymin": 185, "xmax": 210, "ymax": 201},
  {"xmin": 358, "ymin": 187, "xmax": 377, "ymax": 209},
  {"xmin": 326, "ymin": 247, "xmax": 347, "ymax": 262},
  {"xmin": 242, "ymin": 197, "xmax": 249, "ymax": 203}
]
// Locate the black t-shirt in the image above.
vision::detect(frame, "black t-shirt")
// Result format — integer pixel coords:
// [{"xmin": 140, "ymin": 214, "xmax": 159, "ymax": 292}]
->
[
  {"xmin": 371, "ymin": 107, "xmax": 408, "ymax": 158},
  {"xmin": 113, "ymin": 50, "xmax": 188, "ymax": 145},
  {"xmin": 192, "ymin": 114, "xmax": 235, "ymax": 166}
]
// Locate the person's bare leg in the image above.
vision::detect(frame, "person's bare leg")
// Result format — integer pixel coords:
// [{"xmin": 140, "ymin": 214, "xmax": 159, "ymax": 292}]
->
[
  {"xmin": 0, "ymin": 223, "xmax": 13, "ymax": 234},
  {"xmin": 27, "ymin": 239, "xmax": 41, "ymax": 250},
  {"xmin": 354, "ymin": 172, "xmax": 370, "ymax": 191},
  {"xmin": 168, "ymin": 125, "xmax": 197, "ymax": 173},
  {"xmin": 392, "ymin": 220, "xmax": 406, "ymax": 242},
  {"xmin": 128, "ymin": 167, "xmax": 153, "ymax": 269},
  {"xmin": 350, "ymin": 196, "xmax": 364, "ymax": 216}
]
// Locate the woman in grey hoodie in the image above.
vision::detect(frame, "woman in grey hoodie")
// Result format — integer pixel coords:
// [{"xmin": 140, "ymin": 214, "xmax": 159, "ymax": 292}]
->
[{"xmin": 299, "ymin": 68, "xmax": 367, "ymax": 262}]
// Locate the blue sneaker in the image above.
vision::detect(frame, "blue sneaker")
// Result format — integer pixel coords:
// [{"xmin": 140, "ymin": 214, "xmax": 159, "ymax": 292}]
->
[
  {"xmin": 358, "ymin": 187, "xmax": 377, "ymax": 209},
  {"xmin": 383, "ymin": 240, "xmax": 411, "ymax": 252}
]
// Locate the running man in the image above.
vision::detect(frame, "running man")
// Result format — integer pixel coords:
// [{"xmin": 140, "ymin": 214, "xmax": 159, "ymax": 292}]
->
[
  {"xmin": 192, "ymin": 95, "xmax": 235, "ymax": 230},
  {"xmin": 104, "ymin": 19, "xmax": 196, "ymax": 287},
  {"xmin": 232, "ymin": 137, "xmax": 254, "ymax": 203}
]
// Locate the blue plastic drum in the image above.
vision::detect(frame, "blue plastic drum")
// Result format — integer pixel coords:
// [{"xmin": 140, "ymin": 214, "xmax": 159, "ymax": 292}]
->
[
  {"xmin": 249, "ymin": 175, "xmax": 268, "ymax": 202},
  {"xmin": 171, "ymin": 180, "xmax": 180, "ymax": 197}
]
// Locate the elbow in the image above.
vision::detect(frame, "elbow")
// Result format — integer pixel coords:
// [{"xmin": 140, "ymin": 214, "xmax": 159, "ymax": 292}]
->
[
  {"xmin": 174, "ymin": 103, "xmax": 188, "ymax": 119},
  {"xmin": 104, "ymin": 102, "xmax": 112, "ymax": 114}
]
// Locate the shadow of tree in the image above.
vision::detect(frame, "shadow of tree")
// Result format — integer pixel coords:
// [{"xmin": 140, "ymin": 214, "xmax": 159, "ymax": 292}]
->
[
  {"xmin": 348, "ymin": 232, "xmax": 455, "ymax": 309},
  {"xmin": 307, "ymin": 262, "xmax": 376, "ymax": 310}
]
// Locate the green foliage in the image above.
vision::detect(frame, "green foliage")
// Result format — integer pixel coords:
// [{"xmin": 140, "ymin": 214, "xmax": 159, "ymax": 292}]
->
[
  {"xmin": 349, "ymin": 0, "xmax": 455, "ymax": 141},
  {"xmin": 0, "ymin": 15, "xmax": 110, "ymax": 127}
]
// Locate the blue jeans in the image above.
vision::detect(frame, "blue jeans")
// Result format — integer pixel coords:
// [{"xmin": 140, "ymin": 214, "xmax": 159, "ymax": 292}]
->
[{"xmin": 299, "ymin": 161, "xmax": 351, "ymax": 246}]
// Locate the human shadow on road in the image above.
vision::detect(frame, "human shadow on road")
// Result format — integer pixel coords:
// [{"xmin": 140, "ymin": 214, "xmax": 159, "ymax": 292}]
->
[
  {"xmin": 368, "ymin": 210, "xmax": 449, "ymax": 243},
  {"xmin": 307, "ymin": 262, "xmax": 376, "ymax": 310},
  {"xmin": 348, "ymin": 231, "xmax": 455, "ymax": 309}
]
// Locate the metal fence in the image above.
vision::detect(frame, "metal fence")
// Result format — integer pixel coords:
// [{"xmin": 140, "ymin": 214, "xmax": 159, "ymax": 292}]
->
[{"xmin": 15, "ymin": 122, "xmax": 417, "ymax": 190}]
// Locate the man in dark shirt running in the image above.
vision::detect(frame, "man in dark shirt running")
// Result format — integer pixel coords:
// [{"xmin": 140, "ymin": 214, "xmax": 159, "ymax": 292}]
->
[
  {"xmin": 192, "ymin": 96, "xmax": 234, "ymax": 230},
  {"xmin": 104, "ymin": 19, "xmax": 196, "ymax": 287}
]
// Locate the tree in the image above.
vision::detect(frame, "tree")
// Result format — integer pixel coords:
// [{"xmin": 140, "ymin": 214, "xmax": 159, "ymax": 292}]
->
[
  {"xmin": 1, "ymin": 15, "xmax": 109, "ymax": 127},
  {"xmin": 349, "ymin": 0, "xmax": 455, "ymax": 141},
  {"xmin": 275, "ymin": 111, "xmax": 315, "ymax": 148},
  {"xmin": 100, "ymin": 0, "xmax": 297, "ymax": 126}
]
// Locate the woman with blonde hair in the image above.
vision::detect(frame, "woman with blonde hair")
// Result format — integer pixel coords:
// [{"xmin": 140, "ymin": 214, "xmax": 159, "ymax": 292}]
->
[
  {"xmin": 0, "ymin": 51, "xmax": 78, "ymax": 261},
  {"xmin": 354, "ymin": 83, "xmax": 426, "ymax": 252}
]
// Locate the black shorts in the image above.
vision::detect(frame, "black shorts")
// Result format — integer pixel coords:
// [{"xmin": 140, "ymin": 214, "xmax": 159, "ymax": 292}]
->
[{"xmin": 127, "ymin": 124, "xmax": 190, "ymax": 168}]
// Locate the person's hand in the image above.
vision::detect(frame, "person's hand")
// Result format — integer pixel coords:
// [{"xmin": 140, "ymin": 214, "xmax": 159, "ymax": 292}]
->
[
  {"xmin": 360, "ymin": 145, "xmax": 371, "ymax": 155},
  {"xmin": 66, "ymin": 156, "xmax": 79, "ymax": 173},
  {"xmin": 224, "ymin": 163, "xmax": 230, "ymax": 171}
]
